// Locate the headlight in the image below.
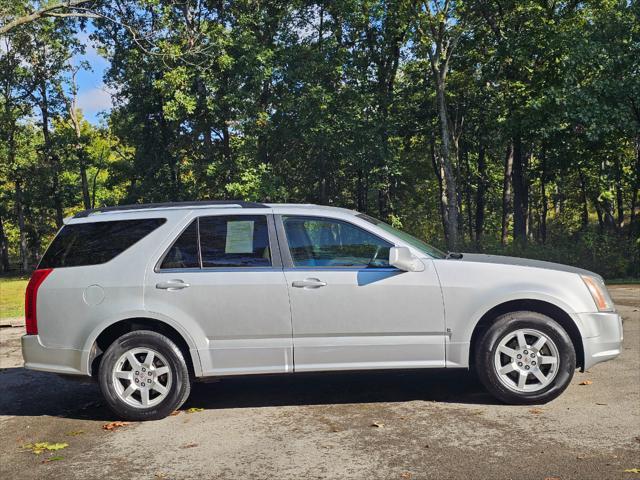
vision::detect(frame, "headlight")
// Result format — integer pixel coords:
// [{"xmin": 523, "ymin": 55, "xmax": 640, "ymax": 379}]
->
[{"xmin": 580, "ymin": 275, "xmax": 614, "ymax": 312}]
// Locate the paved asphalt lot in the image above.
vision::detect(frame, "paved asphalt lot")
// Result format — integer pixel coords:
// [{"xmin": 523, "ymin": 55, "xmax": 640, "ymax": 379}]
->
[{"xmin": 0, "ymin": 286, "xmax": 638, "ymax": 480}]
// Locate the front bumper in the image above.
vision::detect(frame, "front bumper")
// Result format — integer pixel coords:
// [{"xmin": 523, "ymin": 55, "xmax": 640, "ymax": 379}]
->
[
  {"xmin": 578, "ymin": 311, "xmax": 623, "ymax": 370},
  {"xmin": 22, "ymin": 335, "xmax": 86, "ymax": 375}
]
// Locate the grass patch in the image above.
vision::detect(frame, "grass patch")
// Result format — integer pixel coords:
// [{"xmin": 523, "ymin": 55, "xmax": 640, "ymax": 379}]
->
[{"xmin": 0, "ymin": 275, "xmax": 28, "ymax": 319}]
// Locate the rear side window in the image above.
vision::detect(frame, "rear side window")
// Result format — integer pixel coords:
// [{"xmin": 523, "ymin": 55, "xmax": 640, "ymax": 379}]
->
[
  {"xmin": 160, "ymin": 220, "xmax": 200, "ymax": 269},
  {"xmin": 39, "ymin": 218, "xmax": 166, "ymax": 268},
  {"xmin": 160, "ymin": 215, "xmax": 271, "ymax": 269}
]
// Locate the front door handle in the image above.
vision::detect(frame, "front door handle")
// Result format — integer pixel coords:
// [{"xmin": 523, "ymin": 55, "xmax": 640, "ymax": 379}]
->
[
  {"xmin": 292, "ymin": 278, "xmax": 327, "ymax": 289},
  {"xmin": 156, "ymin": 280, "xmax": 190, "ymax": 290}
]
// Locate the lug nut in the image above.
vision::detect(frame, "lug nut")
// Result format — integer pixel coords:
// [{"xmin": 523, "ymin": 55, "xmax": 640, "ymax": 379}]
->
[
  {"xmin": 147, "ymin": 379, "xmax": 151, "ymax": 383},
  {"xmin": 518, "ymin": 362, "xmax": 523, "ymax": 367},
  {"xmin": 523, "ymin": 350, "xmax": 528, "ymax": 355},
  {"xmin": 148, "ymin": 371, "xmax": 152, "ymax": 375},
  {"xmin": 135, "ymin": 371, "xmax": 139, "ymax": 375},
  {"xmin": 525, "ymin": 365, "xmax": 530, "ymax": 370},
  {"xmin": 142, "ymin": 368, "xmax": 146, "ymax": 372},
  {"xmin": 135, "ymin": 379, "xmax": 139, "ymax": 383},
  {"xmin": 532, "ymin": 361, "xmax": 537, "ymax": 366},
  {"xmin": 517, "ymin": 354, "xmax": 522, "ymax": 359},
  {"xmin": 531, "ymin": 353, "xmax": 535, "ymax": 358}
]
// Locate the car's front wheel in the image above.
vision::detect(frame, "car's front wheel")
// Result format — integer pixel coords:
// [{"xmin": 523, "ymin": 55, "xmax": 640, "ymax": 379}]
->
[
  {"xmin": 475, "ymin": 311, "xmax": 576, "ymax": 404},
  {"xmin": 98, "ymin": 330, "xmax": 191, "ymax": 421}
]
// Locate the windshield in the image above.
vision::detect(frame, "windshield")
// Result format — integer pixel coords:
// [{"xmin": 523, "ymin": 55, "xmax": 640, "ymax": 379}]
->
[{"xmin": 357, "ymin": 214, "xmax": 447, "ymax": 259}]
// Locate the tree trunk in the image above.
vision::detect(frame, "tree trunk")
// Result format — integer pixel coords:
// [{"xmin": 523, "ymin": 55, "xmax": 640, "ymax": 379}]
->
[
  {"xmin": 67, "ymin": 81, "xmax": 91, "ymax": 209},
  {"xmin": 614, "ymin": 157, "xmax": 624, "ymax": 229},
  {"xmin": 15, "ymin": 180, "xmax": 28, "ymax": 272},
  {"xmin": 39, "ymin": 82, "xmax": 64, "ymax": 227},
  {"xmin": 511, "ymin": 136, "xmax": 527, "ymax": 245},
  {"xmin": 430, "ymin": 137, "xmax": 447, "ymax": 241},
  {"xmin": 474, "ymin": 144, "xmax": 486, "ymax": 248},
  {"xmin": 501, "ymin": 143, "xmax": 514, "ymax": 245},
  {"xmin": 540, "ymin": 149, "xmax": 548, "ymax": 244},
  {"xmin": 435, "ymin": 82, "xmax": 459, "ymax": 250},
  {"xmin": 578, "ymin": 168, "xmax": 589, "ymax": 229},
  {"xmin": 0, "ymin": 214, "xmax": 10, "ymax": 272},
  {"xmin": 630, "ymin": 134, "xmax": 640, "ymax": 238},
  {"xmin": 463, "ymin": 147, "xmax": 473, "ymax": 243}
]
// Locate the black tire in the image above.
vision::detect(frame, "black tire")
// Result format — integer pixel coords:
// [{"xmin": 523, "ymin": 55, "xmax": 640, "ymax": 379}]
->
[
  {"xmin": 475, "ymin": 311, "xmax": 576, "ymax": 404},
  {"xmin": 98, "ymin": 330, "xmax": 191, "ymax": 421}
]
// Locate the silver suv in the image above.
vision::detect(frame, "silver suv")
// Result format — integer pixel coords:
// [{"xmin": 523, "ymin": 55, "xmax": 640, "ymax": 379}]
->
[{"xmin": 22, "ymin": 201, "xmax": 623, "ymax": 420}]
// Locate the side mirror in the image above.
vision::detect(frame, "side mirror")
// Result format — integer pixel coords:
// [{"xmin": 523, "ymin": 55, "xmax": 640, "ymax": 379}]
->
[{"xmin": 389, "ymin": 246, "xmax": 425, "ymax": 272}]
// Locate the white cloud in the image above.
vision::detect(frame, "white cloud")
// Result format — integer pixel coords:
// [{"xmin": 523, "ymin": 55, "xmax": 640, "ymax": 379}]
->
[{"xmin": 76, "ymin": 86, "xmax": 113, "ymax": 116}]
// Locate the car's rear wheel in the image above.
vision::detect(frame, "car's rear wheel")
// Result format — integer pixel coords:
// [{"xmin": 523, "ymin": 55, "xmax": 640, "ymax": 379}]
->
[
  {"xmin": 475, "ymin": 311, "xmax": 576, "ymax": 404},
  {"xmin": 98, "ymin": 330, "xmax": 191, "ymax": 421}
]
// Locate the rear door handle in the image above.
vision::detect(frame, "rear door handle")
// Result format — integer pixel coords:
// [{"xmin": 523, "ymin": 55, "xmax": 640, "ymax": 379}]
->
[
  {"xmin": 156, "ymin": 280, "xmax": 190, "ymax": 290},
  {"xmin": 292, "ymin": 278, "xmax": 327, "ymax": 289}
]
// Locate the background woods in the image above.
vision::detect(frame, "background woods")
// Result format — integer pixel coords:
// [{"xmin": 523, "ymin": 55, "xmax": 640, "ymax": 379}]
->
[{"xmin": 0, "ymin": 0, "xmax": 638, "ymax": 279}]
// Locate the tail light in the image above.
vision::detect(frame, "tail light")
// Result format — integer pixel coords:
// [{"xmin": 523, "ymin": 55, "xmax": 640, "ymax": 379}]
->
[{"xmin": 25, "ymin": 268, "xmax": 53, "ymax": 335}]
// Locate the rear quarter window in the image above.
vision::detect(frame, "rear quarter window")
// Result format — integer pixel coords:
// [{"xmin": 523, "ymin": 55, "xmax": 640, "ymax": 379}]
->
[{"xmin": 39, "ymin": 218, "xmax": 166, "ymax": 268}]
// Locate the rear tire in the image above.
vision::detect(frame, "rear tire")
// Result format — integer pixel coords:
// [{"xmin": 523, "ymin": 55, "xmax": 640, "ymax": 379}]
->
[
  {"xmin": 98, "ymin": 330, "xmax": 191, "ymax": 421},
  {"xmin": 475, "ymin": 311, "xmax": 576, "ymax": 404}
]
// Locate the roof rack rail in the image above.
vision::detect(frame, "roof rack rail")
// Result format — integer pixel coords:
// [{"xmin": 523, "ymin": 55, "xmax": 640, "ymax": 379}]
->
[{"xmin": 73, "ymin": 200, "xmax": 268, "ymax": 218}]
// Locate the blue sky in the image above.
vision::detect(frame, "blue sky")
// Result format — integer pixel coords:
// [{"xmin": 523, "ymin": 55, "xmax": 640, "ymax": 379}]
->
[{"xmin": 74, "ymin": 28, "xmax": 112, "ymax": 125}]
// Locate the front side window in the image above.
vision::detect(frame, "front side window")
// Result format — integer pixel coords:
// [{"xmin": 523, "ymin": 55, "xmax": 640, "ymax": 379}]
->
[
  {"xmin": 160, "ymin": 215, "xmax": 271, "ymax": 269},
  {"xmin": 283, "ymin": 216, "xmax": 392, "ymax": 268},
  {"xmin": 39, "ymin": 218, "xmax": 166, "ymax": 268}
]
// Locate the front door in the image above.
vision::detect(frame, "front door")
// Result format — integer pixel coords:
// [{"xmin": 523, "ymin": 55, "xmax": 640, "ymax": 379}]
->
[
  {"xmin": 145, "ymin": 213, "xmax": 292, "ymax": 376},
  {"xmin": 279, "ymin": 215, "xmax": 446, "ymax": 372}
]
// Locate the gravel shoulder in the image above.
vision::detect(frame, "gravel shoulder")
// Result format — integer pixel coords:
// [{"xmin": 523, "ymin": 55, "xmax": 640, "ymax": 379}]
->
[{"xmin": 0, "ymin": 285, "xmax": 638, "ymax": 480}]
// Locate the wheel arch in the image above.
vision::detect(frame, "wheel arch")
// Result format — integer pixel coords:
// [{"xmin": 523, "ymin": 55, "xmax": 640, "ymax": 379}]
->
[
  {"xmin": 87, "ymin": 317, "xmax": 202, "ymax": 378},
  {"xmin": 468, "ymin": 299, "xmax": 585, "ymax": 370}
]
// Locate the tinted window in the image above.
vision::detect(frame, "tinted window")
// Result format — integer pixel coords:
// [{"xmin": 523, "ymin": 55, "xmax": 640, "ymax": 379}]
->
[
  {"xmin": 283, "ymin": 216, "xmax": 392, "ymax": 268},
  {"xmin": 199, "ymin": 215, "xmax": 271, "ymax": 268},
  {"xmin": 160, "ymin": 220, "xmax": 199, "ymax": 269},
  {"xmin": 39, "ymin": 218, "xmax": 166, "ymax": 268}
]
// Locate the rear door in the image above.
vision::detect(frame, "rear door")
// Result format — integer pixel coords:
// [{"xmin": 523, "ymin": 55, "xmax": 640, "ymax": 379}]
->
[
  {"xmin": 145, "ymin": 213, "xmax": 293, "ymax": 376},
  {"xmin": 278, "ymin": 215, "xmax": 446, "ymax": 372}
]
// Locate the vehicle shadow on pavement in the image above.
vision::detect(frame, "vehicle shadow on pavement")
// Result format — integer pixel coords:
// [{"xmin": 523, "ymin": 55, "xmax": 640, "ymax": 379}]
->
[{"xmin": 0, "ymin": 366, "xmax": 499, "ymax": 421}]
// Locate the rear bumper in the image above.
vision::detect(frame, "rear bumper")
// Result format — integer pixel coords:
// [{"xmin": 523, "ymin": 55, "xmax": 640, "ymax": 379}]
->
[
  {"xmin": 22, "ymin": 335, "xmax": 87, "ymax": 376},
  {"xmin": 578, "ymin": 312, "xmax": 623, "ymax": 370}
]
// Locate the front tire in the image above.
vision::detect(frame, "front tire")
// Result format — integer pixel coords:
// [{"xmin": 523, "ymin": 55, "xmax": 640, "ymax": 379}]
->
[
  {"xmin": 475, "ymin": 311, "xmax": 576, "ymax": 404},
  {"xmin": 98, "ymin": 330, "xmax": 191, "ymax": 421}
]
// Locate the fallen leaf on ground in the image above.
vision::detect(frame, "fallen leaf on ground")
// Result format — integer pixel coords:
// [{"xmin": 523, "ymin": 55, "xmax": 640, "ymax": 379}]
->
[
  {"xmin": 23, "ymin": 442, "xmax": 69, "ymax": 455},
  {"xmin": 371, "ymin": 422, "xmax": 385, "ymax": 428},
  {"xmin": 42, "ymin": 456, "xmax": 64, "ymax": 463},
  {"xmin": 169, "ymin": 410, "xmax": 180, "ymax": 416},
  {"xmin": 400, "ymin": 472, "xmax": 412, "ymax": 479},
  {"xmin": 529, "ymin": 408, "xmax": 544, "ymax": 414},
  {"xmin": 623, "ymin": 469, "xmax": 640, "ymax": 473},
  {"xmin": 66, "ymin": 430, "xmax": 85, "ymax": 436},
  {"xmin": 181, "ymin": 443, "xmax": 198, "ymax": 449},
  {"xmin": 186, "ymin": 407, "xmax": 204, "ymax": 414},
  {"xmin": 578, "ymin": 380, "xmax": 593, "ymax": 385},
  {"xmin": 595, "ymin": 402, "xmax": 607, "ymax": 406},
  {"xmin": 103, "ymin": 421, "xmax": 131, "ymax": 431},
  {"xmin": 635, "ymin": 436, "xmax": 640, "ymax": 444}
]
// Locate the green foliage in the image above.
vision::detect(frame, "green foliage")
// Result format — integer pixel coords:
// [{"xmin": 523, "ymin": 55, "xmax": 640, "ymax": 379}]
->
[{"xmin": 0, "ymin": 0, "xmax": 638, "ymax": 279}]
